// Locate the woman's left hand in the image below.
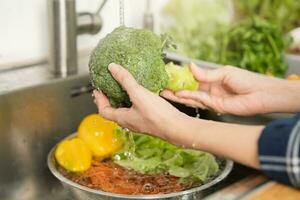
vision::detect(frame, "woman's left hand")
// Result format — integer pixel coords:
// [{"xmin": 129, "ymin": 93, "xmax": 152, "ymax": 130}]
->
[{"xmin": 93, "ymin": 63, "xmax": 188, "ymax": 140}]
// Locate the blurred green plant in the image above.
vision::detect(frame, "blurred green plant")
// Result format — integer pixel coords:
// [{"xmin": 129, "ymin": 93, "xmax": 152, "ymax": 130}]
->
[
  {"xmin": 233, "ymin": 0, "xmax": 300, "ymax": 33},
  {"xmin": 220, "ymin": 16, "xmax": 291, "ymax": 77},
  {"xmin": 162, "ymin": 0, "xmax": 293, "ymax": 77},
  {"xmin": 161, "ymin": 0, "xmax": 231, "ymax": 63}
]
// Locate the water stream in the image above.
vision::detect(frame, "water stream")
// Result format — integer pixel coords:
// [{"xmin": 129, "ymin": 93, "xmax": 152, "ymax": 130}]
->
[{"xmin": 119, "ymin": 0, "xmax": 125, "ymax": 26}]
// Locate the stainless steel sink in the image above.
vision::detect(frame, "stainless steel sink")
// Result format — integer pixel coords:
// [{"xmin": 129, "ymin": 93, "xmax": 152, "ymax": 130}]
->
[
  {"xmin": 0, "ymin": 71, "xmax": 237, "ymax": 200},
  {"xmin": 0, "ymin": 68, "xmax": 254, "ymax": 200},
  {"xmin": 1, "ymin": 52, "xmax": 299, "ymax": 200},
  {"xmin": 0, "ymin": 72, "xmax": 96, "ymax": 200},
  {"xmin": 0, "ymin": 61, "xmax": 235, "ymax": 200}
]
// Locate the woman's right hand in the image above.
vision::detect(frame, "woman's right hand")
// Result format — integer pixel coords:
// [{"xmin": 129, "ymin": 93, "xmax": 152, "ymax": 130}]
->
[{"xmin": 161, "ymin": 64, "xmax": 300, "ymax": 116}]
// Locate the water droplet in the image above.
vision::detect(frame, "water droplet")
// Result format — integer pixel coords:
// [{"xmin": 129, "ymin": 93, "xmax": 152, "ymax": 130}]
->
[
  {"xmin": 112, "ymin": 138, "xmax": 118, "ymax": 143},
  {"xmin": 195, "ymin": 108, "xmax": 200, "ymax": 118},
  {"xmin": 114, "ymin": 154, "xmax": 121, "ymax": 161}
]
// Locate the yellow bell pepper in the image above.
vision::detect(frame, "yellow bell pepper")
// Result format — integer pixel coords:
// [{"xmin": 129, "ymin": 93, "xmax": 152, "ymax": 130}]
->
[
  {"xmin": 55, "ymin": 137, "xmax": 92, "ymax": 172},
  {"xmin": 77, "ymin": 114, "xmax": 123, "ymax": 159}
]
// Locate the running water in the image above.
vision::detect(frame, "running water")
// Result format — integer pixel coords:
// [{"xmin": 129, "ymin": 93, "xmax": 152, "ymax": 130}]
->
[
  {"xmin": 120, "ymin": 128, "xmax": 135, "ymax": 160},
  {"xmin": 119, "ymin": 0, "xmax": 125, "ymax": 26},
  {"xmin": 195, "ymin": 108, "xmax": 200, "ymax": 118},
  {"xmin": 192, "ymin": 108, "xmax": 201, "ymax": 149}
]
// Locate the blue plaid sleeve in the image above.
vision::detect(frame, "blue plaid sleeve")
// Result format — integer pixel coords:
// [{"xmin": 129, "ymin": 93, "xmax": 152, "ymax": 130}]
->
[{"xmin": 258, "ymin": 113, "xmax": 300, "ymax": 187}]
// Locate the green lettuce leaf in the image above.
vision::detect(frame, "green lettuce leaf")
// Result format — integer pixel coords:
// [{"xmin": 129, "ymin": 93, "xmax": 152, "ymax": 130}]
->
[{"xmin": 113, "ymin": 131, "xmax": 219, "ymax": 184}]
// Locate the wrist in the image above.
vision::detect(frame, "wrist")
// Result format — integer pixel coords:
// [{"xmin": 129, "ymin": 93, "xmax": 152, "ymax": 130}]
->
[
  {"xmin": 163, "ymin": 114, "xmax": 194, "ymax": 146},
  {"xmin": 165, "ymin": 116, "xmax": 214, "ymax": 149}
]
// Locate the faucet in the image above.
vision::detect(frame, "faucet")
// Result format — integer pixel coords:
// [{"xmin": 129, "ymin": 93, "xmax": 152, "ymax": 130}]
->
[
  {"xmin": 48, "ymin": 0, "xmax": 107, "ymax": 77},
  {"xmin": 143, "ymin": 0, "xmax": 154, "ymax": 31}
]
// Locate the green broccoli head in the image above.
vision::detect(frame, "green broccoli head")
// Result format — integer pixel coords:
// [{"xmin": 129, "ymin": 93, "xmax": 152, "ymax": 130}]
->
[{"xmin": 89, "ymin": 26, "xmax": 169, "ymax": 107}]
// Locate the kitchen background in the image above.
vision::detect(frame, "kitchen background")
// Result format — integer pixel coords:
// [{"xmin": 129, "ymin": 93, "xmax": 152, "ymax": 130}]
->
[
  {"xmin": 1, "ymin": 0, "xmax": 300, "ymax": 78},
  {"xmin": 1, "ymin": 1, "xmax": 300, "ymax": 200},
  {"xmin": 0, "ymin": 0, "xmax": 168, "ymax": 68}
]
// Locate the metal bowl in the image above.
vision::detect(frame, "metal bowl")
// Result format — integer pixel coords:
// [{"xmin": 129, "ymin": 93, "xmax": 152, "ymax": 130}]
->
[{"xmin": 48, "ymin": 134, "xmax": 233, "ymax": 200}]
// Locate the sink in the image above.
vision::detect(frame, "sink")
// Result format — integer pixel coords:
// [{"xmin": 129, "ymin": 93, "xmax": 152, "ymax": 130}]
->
[
  {"xmin": 2, "ymin": 52, "xmax": 297, "ymax": 199},
  {"xmin": 0, "ymin": 74, "xmax": 95, "ymax": 200},
  {"xmin": 0, "ymin": 71, "xmax": 257, "ymax": 200}
]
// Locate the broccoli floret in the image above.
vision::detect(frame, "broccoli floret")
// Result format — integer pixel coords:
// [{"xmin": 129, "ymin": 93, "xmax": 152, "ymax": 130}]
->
[{"xmin": 89, "ymin": 26, "xmax": 169, "ymax": 107}]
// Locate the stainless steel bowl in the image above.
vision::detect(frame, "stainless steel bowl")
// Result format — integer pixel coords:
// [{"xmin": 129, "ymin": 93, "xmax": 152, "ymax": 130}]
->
[{"xmin": 48, "ymin": 134, "xmax": 233, "ymax": 200}]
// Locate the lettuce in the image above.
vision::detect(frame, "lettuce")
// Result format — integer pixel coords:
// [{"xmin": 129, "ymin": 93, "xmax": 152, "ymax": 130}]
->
[
  {"xmin": 161, "ymin": 0, "xmax": 231, "ymax": 63},
  {"xmin": 113, "ymin": 131, "xmax": 219, "ymax": 184},
  {"xmin": 165, "ymin": 62, "xmax": 199, "ymax": 92}
]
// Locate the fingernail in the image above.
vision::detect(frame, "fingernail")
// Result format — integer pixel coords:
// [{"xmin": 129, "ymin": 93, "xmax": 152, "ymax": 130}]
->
[
  {"xmin": 93, "ymin": 90, "xmax": 97, "ymax": 97},
  {"xmin": 93, "ymin": 90, "xmax": 100, "ymax": 97},
  {"xmin": 108, "ymin": 63, "xmax": 119, "ymax": 71}
]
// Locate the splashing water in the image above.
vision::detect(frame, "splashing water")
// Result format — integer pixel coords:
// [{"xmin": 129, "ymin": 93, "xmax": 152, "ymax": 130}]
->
[{"xmin": 121, "ymin": 127, "xmax": 135, "ymax": 160}]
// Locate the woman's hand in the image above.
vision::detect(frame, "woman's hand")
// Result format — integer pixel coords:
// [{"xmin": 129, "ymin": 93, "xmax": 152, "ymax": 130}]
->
[
  {"xmin": 93, "ymin": 63, "xmax": 188, "ymax": 140},
  {"xmin": 93, "ymin": 63, "xmax": 264, "ymax": 169},
  {"xmin": 161, "ymin": 64, "xmax": 300, "ymax": 115}
]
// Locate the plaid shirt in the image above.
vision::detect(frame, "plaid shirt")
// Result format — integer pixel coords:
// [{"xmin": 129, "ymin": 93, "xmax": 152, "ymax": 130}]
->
[{"xmin": 259, "ymin": 113, "xmax": 300, "ymax": 187}]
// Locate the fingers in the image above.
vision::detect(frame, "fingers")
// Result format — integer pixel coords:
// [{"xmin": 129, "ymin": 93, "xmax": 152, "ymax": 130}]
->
[
  {"xmin": 198, "ymin": 83, "xmax": 212, "ymax": 92},
  {"xmin": 190, "ymin": 63, "xmax": 228, "ymax": 83},
  {"xmin": 108, "ymin": 63, "xmax": 141, "ymax": 95},
  {"xmin": 175, "ymin": 90, "xmax": 213, "ymax": 109},
  {"xmin": 160, "ymin": 90, "xmax": 207, "ymax": 109},
  {"xmin": 176, "ymin": 90, "xmax": 210, "ymax": 103},
  {"xmin": 160, "ymin": 90, "xmax": 177, "ymax": 100},
  {"xmin": 93, "ymin": 90, "xmax": 117, "ymax": 121},
  {"xmin": 93, "ymin": 90, "xmax": 128, "ymax": 124},
  {"xmin": 179, "ymin": 98, "xmax": 208, "ymax": 109}
]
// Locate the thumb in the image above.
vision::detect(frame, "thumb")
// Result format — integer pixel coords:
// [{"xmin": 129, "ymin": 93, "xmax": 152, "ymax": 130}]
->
[
  {"xmin": 108, "ymin": 63, "xmax": 140, "ymax": 93},
  {"xmin": 190, "ymin": 63, "xmax": 227, "ymax": 83}
]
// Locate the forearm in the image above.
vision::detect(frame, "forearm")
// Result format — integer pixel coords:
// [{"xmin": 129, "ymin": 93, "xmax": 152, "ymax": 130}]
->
[
  {"xmin": 266, "ymin": 80, "xmax": 300, "ymax": 113},
  {"xmin": 281, "ymin": 80, "xmax": 300, "ymax": 112},
  {"xmin": 168, "ymin": 116, "xmax": 264, "ymax": 169}
]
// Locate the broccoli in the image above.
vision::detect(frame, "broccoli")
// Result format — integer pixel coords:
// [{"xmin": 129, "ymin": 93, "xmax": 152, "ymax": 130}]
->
[
  {"xmin": 89, "ymin": 26, "xmax": 168, "ymax": 107},
  {"xmin": 89, "ymin": 26, "xmax": 199, "ymax": 107}
]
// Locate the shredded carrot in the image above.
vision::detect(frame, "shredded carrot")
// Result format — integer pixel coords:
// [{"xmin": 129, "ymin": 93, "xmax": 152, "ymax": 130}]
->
[{"xmin": 59, "ymin": 159, "xmax": 193, "ymax": 195}]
